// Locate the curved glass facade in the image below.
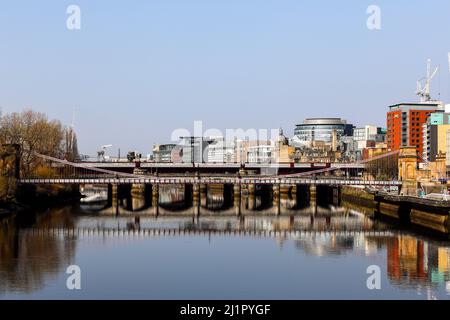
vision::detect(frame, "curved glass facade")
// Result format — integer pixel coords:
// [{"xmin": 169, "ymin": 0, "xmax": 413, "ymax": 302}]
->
[{"xmin": 294, "ymin": 118, "xmax": 353, "ymax": 143}]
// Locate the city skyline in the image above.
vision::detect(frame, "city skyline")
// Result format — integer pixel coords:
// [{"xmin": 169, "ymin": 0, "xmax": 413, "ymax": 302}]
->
[
  {"xmin": 3, "ymin": 1, "xmax": 450, "ymax": 305},
  {"xmin": 2, "ymin": 1, "xmax": 450, "ymax": 156}
]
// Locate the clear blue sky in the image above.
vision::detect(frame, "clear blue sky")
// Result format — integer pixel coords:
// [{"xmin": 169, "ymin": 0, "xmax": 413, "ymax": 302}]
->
[{"xmin": 1, "ymin": 0, "xmax": 450, "ymax": 156}]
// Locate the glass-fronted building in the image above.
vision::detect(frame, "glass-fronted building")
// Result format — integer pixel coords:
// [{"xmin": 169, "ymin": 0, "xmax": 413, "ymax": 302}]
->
[{"xmin": 293, "ymin": 118, "xmax": 354, "ymax": 144}]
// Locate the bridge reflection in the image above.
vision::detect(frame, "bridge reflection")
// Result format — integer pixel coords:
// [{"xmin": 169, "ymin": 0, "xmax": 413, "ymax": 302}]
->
[
  {"xmin": 1, "ymin": 206, "xmax": 450, "ymax": 298},
  {"xmin": 81, "ymin": 183, "xmax": 314, "ymax": 215}
]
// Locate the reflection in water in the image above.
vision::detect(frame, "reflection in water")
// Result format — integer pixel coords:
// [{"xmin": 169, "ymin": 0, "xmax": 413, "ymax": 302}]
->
[
  {"xmin": 387, "ymin": 235, "xmax": 450, "ymax": 295},
  {"xmin": 80, "ymin": 183, "xmax": 310, "ymax": 214},
  {"xmin": 1, "ymin": 203, "xmax": 450, "ymax": 299},
  {"xmin": 0, "ymin": 208, "xmax": 76, "ymax": 294}
]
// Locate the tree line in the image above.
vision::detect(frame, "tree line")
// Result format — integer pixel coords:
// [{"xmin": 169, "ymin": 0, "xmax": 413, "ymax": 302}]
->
[{"xmin": 0, "ymin": 109, "xmax": 79, "ymax": 201}]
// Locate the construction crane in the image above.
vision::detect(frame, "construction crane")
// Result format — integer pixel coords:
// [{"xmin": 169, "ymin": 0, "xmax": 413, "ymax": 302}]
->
[
  {"xmin": 416, "ymin": 58, "xmax": 438, "ymax": 103},
  {"xmin": 97, "ymin": 144, "xmax": 112, "ymax": 162}
]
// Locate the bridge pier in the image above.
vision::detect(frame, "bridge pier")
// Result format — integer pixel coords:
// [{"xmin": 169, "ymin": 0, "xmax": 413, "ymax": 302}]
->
[
  {"xmin": 200, "ymin": 184, "xmax": 207, "ymax": 207},
  {"xmin": 108, "ymin": 184, "xmax": 119, "ymax": 215},
  {"xmin": 272, "ymin": 184, "xmax": 280, "ymax": 215},
  {"xmin": 193, "ymin": 183, "xmax": 200, "ymax": 216},
  {"xmin": 131, "ymin": 183, "xmax": 146, "ymax": 196},
  {"xmin": 234, "ymin": 183, "xmax": 241, "ymax": 216},
  {"xmin": 247, "ymin": 183, "xmax": 255, "ymax": 211},
  {"xmin": 309, "ymin": 184, "xmax": 317, "ymax": 212},
  {"xmin": 152, "ymin": 184, "xmax": 159, "ymax": 216},
  {"xmin": 332, "ymin": 186, "xmax": 341, "ymax": 206},
  {"xmin": 291, "ymin": 184, "xmax": 297, "ymax": 195},
  {"xmin": 280, "ymin": 184, "xmax": 295, "ymax": 210},
  {"xmin": 131, "ymin": 183, "xmax": 146, "ymax": 211}
]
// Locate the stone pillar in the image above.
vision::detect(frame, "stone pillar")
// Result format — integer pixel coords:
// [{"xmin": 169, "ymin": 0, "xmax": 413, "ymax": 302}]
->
[
  {"xmin": 248, "ymin": 183, "xmax": 255, "ymax": 211},
  {"xmin": 272, "ymin": 184, "xmax": 280, "ymax": 215},
  {"xmin": 398, "ymin": 146, "xmax": 418, "ymax": 196},
  {"xmin": 200, "ymin": 184, "xmax": 207, "ymax": 207},
  {"xmin": 280, "ymin": 184, "xmax": 289, "ymax": 209},
  {"xmin": 332, "ymin": 186, "xmax": 341, "ymax": 206},
  {"xmin": 309, "ymin": 184, "xmax": 317, "ymax": 208},
  {"xmin": 291, "ymin": 184, "xmax": 297, "ymax": 195},
  {"xmin": 152, "ymin": 184, "xmax": 159, "ymax": 216},
  {"xmin": 111, "ymin": 184, "xmax": 118, "ymax": 215},
  {"xmin": 131, "ymin": 183, "xmax": 146, "ymax": 211},
  {"xmin": 248, "ymin": 183, "xmax": 255, "ymax": 196},
  {"xmin": 233, "ymin": 183, "xmax": 241, "ymax": 216},
  {"xmin": 280, "ymin": 184, "xmax": 290, "ymax": 195},
  {"xmin": 193, "ymin": 183, "xmax": 200, "ymax": 216},
  {"xmin": 131, "ymin": 183, "xmax": 145, "ymax": 195}
]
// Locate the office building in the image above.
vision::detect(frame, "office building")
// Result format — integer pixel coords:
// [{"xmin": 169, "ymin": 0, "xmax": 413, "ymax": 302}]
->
[
  {"xmin": 423, "ymin": 112, "xmax": 450, "ymax": 162},
  {"xmin": 292, "ymin": 118, "xmax": 354, "ymax": 147}
]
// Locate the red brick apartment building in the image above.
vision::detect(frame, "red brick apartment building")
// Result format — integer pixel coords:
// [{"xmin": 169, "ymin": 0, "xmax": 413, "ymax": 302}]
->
[{"xmin": 386, "ymin": 102, "xmax": 443, "ymax": 159}]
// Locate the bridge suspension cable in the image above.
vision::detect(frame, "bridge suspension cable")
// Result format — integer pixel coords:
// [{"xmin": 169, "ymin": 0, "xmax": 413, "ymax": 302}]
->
[
  {"xmin": 33, "ymin": 152, "xmax": 146, "ymax": 178},
  {"xmin": 277, "ymin": 150, "xmax": 400, "ymax": 178}
]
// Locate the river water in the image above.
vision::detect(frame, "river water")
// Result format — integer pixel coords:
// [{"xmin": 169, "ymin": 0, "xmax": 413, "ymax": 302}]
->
[{"xmin": 1, "ymin": 196, "xmax": 450, "ymax": 300}]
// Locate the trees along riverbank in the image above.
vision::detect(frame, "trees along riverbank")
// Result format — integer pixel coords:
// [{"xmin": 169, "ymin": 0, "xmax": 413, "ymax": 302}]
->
[{"xmin": 0, "ymin": 110, "xmax": 81, "ymax": 213}]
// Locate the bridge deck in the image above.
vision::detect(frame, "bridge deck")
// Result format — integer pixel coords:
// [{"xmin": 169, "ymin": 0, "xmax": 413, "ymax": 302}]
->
[
  {"xmin": 19, "ymin": 177, "xmax": 402, "ymax": 186},
  {"xmin": 79, "ymin": 162, "xmax": 366, "ymax": 169}
]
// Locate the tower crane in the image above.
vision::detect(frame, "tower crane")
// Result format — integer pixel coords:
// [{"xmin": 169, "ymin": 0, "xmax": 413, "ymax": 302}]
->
[
  {"xmin": 97, "ymin": 144, "xmax": 112, "ymax": 162},
  {"xmin": 416, "ymin": 59, "xmax": 438, "ymax": 103}
]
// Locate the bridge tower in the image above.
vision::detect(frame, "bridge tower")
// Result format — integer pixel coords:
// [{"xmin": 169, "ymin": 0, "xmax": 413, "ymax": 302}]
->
[
  {"xmin": 0, "ymin": 144, "xmax": 20, "ymax": 201},
  {"xmin": 1, "ymin": 144, "xmax": 20, "ymax": 178},
  {"xmin": 398, "ymin": 146, "xmax": 418, "ymax": 196}
]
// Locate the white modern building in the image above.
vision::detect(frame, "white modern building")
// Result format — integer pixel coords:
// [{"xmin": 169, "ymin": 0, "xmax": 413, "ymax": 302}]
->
[
  {"xmin": 205, "ymin": 137, "xmax": 235, "ymax": 163},
  {"xmin": 353, "ymin": 125, "xmax": 379, "ymax": 150},
  {"xmin": 247, "ymin": 144, "xmax": 274, "ymax": 163},
  {"xmin": 177, "ymin": 137, "xmax": 209, "ymax": 163}
]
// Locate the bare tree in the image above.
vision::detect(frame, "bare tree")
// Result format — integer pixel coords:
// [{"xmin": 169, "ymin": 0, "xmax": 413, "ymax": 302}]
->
[{"xmin": 0, "ymin": 110, "xmax": 65, "ymax": 177}]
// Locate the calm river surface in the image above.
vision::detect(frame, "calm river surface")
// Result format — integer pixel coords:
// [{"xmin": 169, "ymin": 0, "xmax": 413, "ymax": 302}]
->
[{"xmin": 1, "ymin": 201, "xmax": 450, "ymax": 299}]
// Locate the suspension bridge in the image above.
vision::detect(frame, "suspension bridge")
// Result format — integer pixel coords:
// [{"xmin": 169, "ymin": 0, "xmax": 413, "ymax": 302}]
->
[{"xmin": 16, "ymin": 151, "xmax": 402, "ymax": 187}]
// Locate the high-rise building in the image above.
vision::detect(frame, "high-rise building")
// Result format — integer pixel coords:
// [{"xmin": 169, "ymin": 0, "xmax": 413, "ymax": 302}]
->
[{"xmin": 386, "ymin": 102, "xmax": 443, "ymax": 158}]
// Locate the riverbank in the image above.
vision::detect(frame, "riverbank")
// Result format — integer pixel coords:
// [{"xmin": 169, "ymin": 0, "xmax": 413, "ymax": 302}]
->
[
  {"xmin": 340, "ymin": 185, "xmax": 450, "ymax": 234},
  {"xmin": 340, "ymin": 186, "xmax": 376, "ymax": 216},
  {"xmin": 374, "ymin": 192, "xmax": 450, "ymax": 233},
  {"xmin": 0, "ymin": 185, "xmax": 82, "ymax": 220}
]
